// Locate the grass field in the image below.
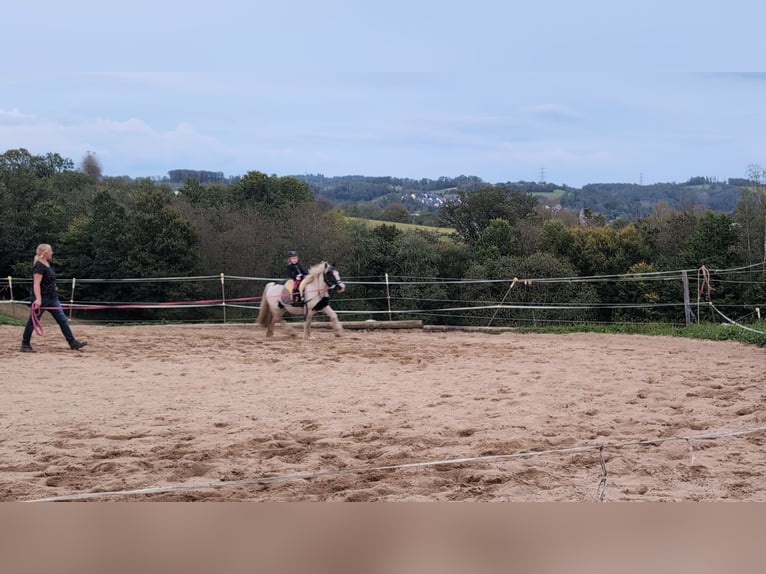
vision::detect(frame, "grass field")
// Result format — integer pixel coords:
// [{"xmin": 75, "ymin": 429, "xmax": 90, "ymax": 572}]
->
[
  {"xmin": 345, "ymin": 216, "xmax": 456, "ymax": 235},
  {"xmin": 532, "ymin": 188, "xmax": 566, "ymax": 200}
]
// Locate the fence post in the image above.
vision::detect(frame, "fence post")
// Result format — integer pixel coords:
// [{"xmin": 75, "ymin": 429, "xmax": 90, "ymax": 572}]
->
[
  {"xmin": 385, "ymin": 273, "xmax": 392, "ymax": 321},
  {"xmin": 69, "ymin": 278, "xmax": 77, "ymax": 319},
  {"xmin": 7, "ymin": 276, "xmax": 14, "ymax": 319},
  {"xmin": 220, "ymin": 273, "xmax": 227, "ymax": 323},
  {"xmin": 487, "ymin": 277, "xmax": 518, "ymax": 327},
  {"xmin": 682, "ymin": 270, "xmax": 692, "ymax": 326}
]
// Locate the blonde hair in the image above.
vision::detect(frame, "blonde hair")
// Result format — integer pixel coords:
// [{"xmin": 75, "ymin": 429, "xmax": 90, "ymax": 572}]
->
[{"xmin": 33, "ymin": 243, "xmax": 52, "ymax": 264}]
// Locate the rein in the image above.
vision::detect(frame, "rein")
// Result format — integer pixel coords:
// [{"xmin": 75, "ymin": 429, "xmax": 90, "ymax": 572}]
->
[
  {"xmin": 301, "ymin": 282, "xmax": 332, "ymax": 306},
  {"xmin": 31, "ymin": 305, "xmax": 44, "ymax": 336},
  {"xmin": 301, "ymin": 266, "xmax": 341, "ymax": 306}
]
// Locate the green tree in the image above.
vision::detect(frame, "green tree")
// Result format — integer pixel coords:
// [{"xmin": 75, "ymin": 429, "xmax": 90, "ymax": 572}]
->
[
  {"xmin": 106, "ymin": 187, "xmax": 204, "ymax": 316},
  {"xmin": 634, "ymin": 207, "xmax": 699, "ymax": 269},
  {"xmin": 734, "ymin": 164, "xmax": 766, "ymax": 265},
  {"xmin": 474, "ymin": 218, "xmax": 521, "ymax": 260},
  {"xmin": 440, "ymin": 185, "xmax": 538, "ymax": 243},
  {"xmin": 57, "ymin": 190, "xmax": 130, "ymax": 281},
  {"xmin": 123, "ymin": 189, "xmax": 200, "ymax": 277},
  {"xmin": 176, "ymin": 178, "xmax": 229, "ymax": 207},
  {"xmin": 329, "ymin": 220, "xmax": 402, "ymax": 315},
  {"xmin": 463, "ymin": 252, "xmax": 598, "ymax": 326},
  {"xmin": 540, "ymin": 222, "xmax": 652, "ymax": 321},
  {"xmin": 276, "ymin": 175, "xmax": 314, "ymax": 205},
  {"xmin": 678, "ymin": 211, "xmax": 744, "ymax": 319},
  {"xmin": 734, "ymin": 187, "xmax": 765, "ymax": 265},
  {"xmin": 0, "ymin": 149, "xmax": 87, "ymax": 280},
  {"xmin": 382, "ymin": 203, "xmax": 409, "ymax": 223},
  {"xmin": 539, "ymin": 219, "xmax": 573, "ymax": 259},
  {"xmin": 80, "ymin": 152, "xmax": 102, "ymax": 179},
  {"xmin": 542, "ymin": 223, "xmax": 649, "ymax": 278},
  {"xmin": 233, "ymin": 170, "xmax": 313, "ymax": 210},
  {"xmin": 679, "ymin": 211, "xmax": 740, "ymax": 270},
  {"xmin": 436, "ymin": 240, "xmax": 472, "ymax": 280},
  {"xmin": 613, "ymin": 262, "xmax": 683, "ymax": 323},
  {"xmin": 389, "ymin": 231, "xmax": 446, "ymax": 320},
  {"xmin": 367, "ymin": 224, "xmax": 402, "ymax": 278}
]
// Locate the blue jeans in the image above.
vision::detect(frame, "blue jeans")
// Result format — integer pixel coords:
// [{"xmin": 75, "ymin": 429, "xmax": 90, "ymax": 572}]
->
[{"xmin": 22, "ymin": 295, "xmax": 76, "ymax": 346}]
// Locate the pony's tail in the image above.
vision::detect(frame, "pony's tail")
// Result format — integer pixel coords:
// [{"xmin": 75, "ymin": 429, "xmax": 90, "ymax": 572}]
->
[{"xmin": 256, "ymin": 283, "xmax": 274, "ymax": 327}]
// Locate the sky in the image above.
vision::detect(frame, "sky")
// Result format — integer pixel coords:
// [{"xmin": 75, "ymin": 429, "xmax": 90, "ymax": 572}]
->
[{"xmin": 2, "ymin": 0, "xmax": 765, "ymax": 188}]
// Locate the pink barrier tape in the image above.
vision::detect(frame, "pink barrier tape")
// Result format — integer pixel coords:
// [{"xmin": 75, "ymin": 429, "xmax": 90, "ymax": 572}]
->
[{"xmin": 42, "ymin": 295, "xmax": 262, "ymax": 311}]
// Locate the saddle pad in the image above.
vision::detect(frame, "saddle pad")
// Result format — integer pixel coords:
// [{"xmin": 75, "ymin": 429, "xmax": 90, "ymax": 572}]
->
[{"xmin": 280, "ymin": 285, "xmax": 293, "ymax": 305}]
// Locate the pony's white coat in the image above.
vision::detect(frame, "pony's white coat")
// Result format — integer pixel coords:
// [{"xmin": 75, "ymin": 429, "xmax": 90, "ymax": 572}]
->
[{"xmin": 256, "ymin": 261, "xmax": 345, "ymax": 339}]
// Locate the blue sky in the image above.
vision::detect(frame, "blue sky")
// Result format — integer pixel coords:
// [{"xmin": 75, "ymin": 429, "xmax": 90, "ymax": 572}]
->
[{"xmin": 2, "ymin": 1, "xmax": 765, "ymax": 187}]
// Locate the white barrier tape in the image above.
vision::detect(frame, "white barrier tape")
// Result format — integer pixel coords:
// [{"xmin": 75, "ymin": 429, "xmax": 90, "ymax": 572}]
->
[{"xmin": 25, "ymin": 425, "xmax": 766, "ymax": 503}]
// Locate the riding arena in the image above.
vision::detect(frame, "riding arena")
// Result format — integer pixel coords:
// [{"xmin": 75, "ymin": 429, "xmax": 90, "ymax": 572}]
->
[{"xmin": 2, "ymin": 318, "xmax": 765, "ymax": 501}]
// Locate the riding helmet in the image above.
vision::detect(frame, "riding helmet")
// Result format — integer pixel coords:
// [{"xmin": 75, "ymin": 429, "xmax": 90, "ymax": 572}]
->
[{"xmin": 287, "ymin": 250, "xmax": 298, "ymax": 257}]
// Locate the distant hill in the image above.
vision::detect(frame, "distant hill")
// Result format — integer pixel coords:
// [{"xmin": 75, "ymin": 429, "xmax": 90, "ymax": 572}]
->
[
  {"xmin": 560, "ymin": 181, "xmax": 743, "ymax": 221},
  {"xmin": 293, "ymin": 174, "xmax": 750, "ymax": 222},
  {"xmin": 294, "ymin": 174, "xmax": 569, "ymax": 212},
  {"xmin": 162, "ymin": 170, "xmax": 753, "ymax": 222},
  {"xmin": 295, "ymin": 174, "xmax": 482, "ymax": 208}
]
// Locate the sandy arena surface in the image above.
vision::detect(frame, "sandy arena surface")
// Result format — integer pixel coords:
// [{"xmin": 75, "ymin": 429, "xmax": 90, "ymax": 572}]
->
[{"xmin": 1, "ymin": 321, "xmax": 765, "ymax": 502}]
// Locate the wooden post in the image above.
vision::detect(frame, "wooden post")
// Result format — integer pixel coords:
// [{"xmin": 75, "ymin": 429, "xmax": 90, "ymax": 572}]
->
[
  {"xmin": 487, "ymin": 277, "xmax": 518, "ymax": 327},
  {"xmin": 69, "ymin": 278, "xmax": 77, "ymax": 319},
  {"xmin": 220, "ymin": 273, "xmax": 226, "ymax": 323},
  {"xmin": 7, "ymin": 276, "xmax": 14, "ymax": 319},
  {"xmin": 682, "ymin": 270, "xmax": 693, "ymax": 325},
  {"xmin": 385, "ymin": 272, "xmax": 392, "ymax": 321}
]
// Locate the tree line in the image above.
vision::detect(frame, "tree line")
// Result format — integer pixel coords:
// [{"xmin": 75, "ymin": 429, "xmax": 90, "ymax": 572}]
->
[
  {"xmin": 295, "ymin": 174, "xmax": 750, "ymax": 224},
  {"xmin": 1, "ymin": 148, "xmax": 765, "ymax": 326},
  {"xmin": 116, "ymin": 168, "xmax": 757, "ymax": 225}
]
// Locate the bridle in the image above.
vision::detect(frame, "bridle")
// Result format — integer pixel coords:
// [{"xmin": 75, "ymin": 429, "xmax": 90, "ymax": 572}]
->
[
  {"xmin": 323, "ymin": 265, "xmax": 344, "ymax": 292},
  {"xmin": 297, "ymin": 263, "xmax": 344, "ymax": 308}
]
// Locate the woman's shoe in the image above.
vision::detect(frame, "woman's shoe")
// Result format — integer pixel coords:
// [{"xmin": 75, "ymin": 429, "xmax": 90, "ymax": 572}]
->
[
  {"xmin": 70, "ymin": 340, "xmax": 88, "ymax": 351},
  {"xmin": 20, "ymin": 343, "xmax": 36, "ymax": 353}
]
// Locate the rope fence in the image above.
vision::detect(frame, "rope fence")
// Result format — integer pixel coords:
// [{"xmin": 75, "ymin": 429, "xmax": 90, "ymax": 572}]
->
[{"xmin": 2, "ymin": 263, "xmax": 765, "ymax": 332}]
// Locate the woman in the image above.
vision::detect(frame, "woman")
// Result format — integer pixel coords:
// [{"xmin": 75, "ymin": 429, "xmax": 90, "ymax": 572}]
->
[{"xmin": 20, "ymin": 244, "xmax": 87, "ymax": 352}]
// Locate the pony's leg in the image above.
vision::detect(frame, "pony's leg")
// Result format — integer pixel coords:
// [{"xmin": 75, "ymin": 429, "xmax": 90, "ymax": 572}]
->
[
  {"xmin": 303, "ymin": 309, "xmax": 316, "ymax": 339},
  {"xmin": 265, "ymin": 309, "xmax": 277, "ymax": 337},
  {"xmin": 284, "ymin": 318, "xmax": 299, "ymax": 337},
  {"xmin": 321, "ymin": 306, "xmax": 344, "ymax": 337},
  {"xmin": 277, "ymin": 308, "xmax": 300, "ymax": 338}
]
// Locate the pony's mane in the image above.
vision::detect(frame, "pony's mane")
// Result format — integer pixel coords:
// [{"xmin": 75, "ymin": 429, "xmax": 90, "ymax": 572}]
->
[{"xmin": 307, "ymin": 261, "xmax": 328, "ymax": 277}]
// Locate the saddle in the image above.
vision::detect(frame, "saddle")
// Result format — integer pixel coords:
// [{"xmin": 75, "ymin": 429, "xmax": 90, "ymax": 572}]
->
[{"xmin": 282, "ymin": 279, "xmax": 305, "ymax": 306}]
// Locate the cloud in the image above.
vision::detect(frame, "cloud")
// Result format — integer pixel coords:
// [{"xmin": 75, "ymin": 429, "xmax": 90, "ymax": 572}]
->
[
  {"xmin": 0, "ymin": 107, "xmax": 237, "ymax": 176},
  {"xmin": 491, "ymin": 139, "xmax": 611, "ymax": 167},
  {"xmin": 525, "ymin": 103, "xmax": 583, "ymax": 123},
  {"xmin": 0, "ymin": 107, "xmax": 34, "ymax": 123},
  {"xmin": 85, "ymin": 72, "xmax": 223, "ymax": 95},
  {"xmin": 87, "ymin": 121, "xmax": 236, "ymax": 174},
  {"xmin": 90, "ymin": 117, "xmax": 154, "ymax": 135},
  {"xmin": 712, "ymin": 72, "xmax": 766, "ymax": 82}
]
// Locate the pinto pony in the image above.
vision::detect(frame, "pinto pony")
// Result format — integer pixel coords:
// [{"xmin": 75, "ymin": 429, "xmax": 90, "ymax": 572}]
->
[{"xmin": 256, "ymin": 261, "xmax": 346, "ymax": 339}]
